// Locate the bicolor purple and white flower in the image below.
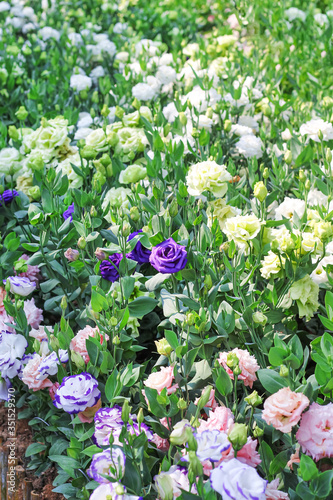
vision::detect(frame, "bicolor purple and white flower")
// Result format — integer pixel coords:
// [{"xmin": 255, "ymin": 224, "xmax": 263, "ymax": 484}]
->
[
  {"xmin": 53, "ymin": 372, "xmax": 101, "ymax": 414},
  {"xmin": 89, "ymin": 482, "xmax": 142, "ymax": 500},
  {"xmin": 87, "ymin": 448, "xmax": 126, "ymax": 483},
  {"xmin": 183, "ymin": 430, "xmax": 231, "ymax": 462},
  {"xmin": 154, "ymin": 465, "xmax": 197, "ymax": 499},
  {"xmin": 0, "ymin": 377, "xmax": 12, "ymax": 401},
  {"xmin": 0, "ymin": 331, "xmax": 27, "ymax": 379},
  {"xmin": 210, "ymin": 458, "xmax": 268, "ymax": 500},
  {"xmin": 36, "ymin": 350, "xmax": 69, "ymax": 379},
  {"xmin": 4, "ymin": 276, "xmax": 36, "ymax": 296}
]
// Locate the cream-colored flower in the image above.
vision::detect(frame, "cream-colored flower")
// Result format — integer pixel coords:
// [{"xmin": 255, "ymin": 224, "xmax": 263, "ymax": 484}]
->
[
  {"xmin": 207, "ymin": 198, "xmax": 241, "ymax": 229},
  {"xmin": 186, "ymin": 160, "xmax": 232, "ymax": 197},
  {"xmin": 223, "ymin": 214, "xmax": 262, "ymax": 248},
  {"xmin": 260, "ymin": 251, "xmax": 285, "ymax": 279}
]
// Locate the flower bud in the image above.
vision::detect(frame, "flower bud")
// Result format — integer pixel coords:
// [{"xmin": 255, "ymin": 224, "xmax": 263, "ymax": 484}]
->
[
  {"xmin": 196, "ymin": 385, "xmax": 213, "ymax": 412},
  {"xmin": 15, "ymin": 106, "xmax": 28, "ymax": 121},
  {"xmin": 326, "ymin": 149, "xmax": 332, "ymax": 163},
  {"xmin": 253, "ymin": 181, "xmax": 267, "ymax": 203},
  {"xmin": 204, "ymin": 274, "xmax": 213, "ymax": 290},
  {"xmin": 81, "ymin": 146, "xmax": 97, "ymax": 160},
  {"xmin": 314, "ymin": 221, "xmax": 333, "ymax": 241},
  {"xmin": 305, "ymin": 179, "xmax": 311, "ymax": 191},
  {"xmin": 95, "ymin": 247, "xmax": 107, "ymax": 260},
  {"xmin": 155, "ymin": 338, "xmax": 172, "ymax": 356},
  {"xmin": 64, "ymin": 248, "xmax": 80, "ymax": 261},
  {"xmin": 252, "ymin": 311, "xmax": 267, "ymax": 326},
  {"xmin": 115, "ymin": 106, "xmax": 125, "ymax": 119},
  {"xmin": 188, "ymin": 450, "xmax": 203, "ymax": 477},
  {"xmin": 177, "ymin": 398, "xmax": 187, "ymax": 410},
  {"xmin": 101, "ymin": 104, "xmax": 109, "ymax": 117},
  {"xmin": 299, "ymin": 169, "xmax": 306, "ymax": 182},
  {"xmin": 318, "ymin": 129, "xmax": 324, "ymax": 141},
  {"xmin": 226, "ymin": 352, "xmax": 239, "ymax": 371},
  {"xmin": 179, "ymin": 112, "xmax": 187, "ymax": 126},
  {"xmin": 228, "ymin": 423, "xmax": 247, "ymax": 452},
  {"xmin": 27, "ymin": 152, "xmax": 44, "ymax": 172},
  {"xmin": 8, "ymin": 126, "xmax": 19, "ymax": 141},
  {"xmin": 224, "ymin": 119, "xmax": 232, "ymax": 132},
  {"xmin": 100, "ymin": 153, "xmax": 112, "ymax": 168},
  {"xmin": 323, "ymin": 96, "xmax": 333, "ymax": 108},
  {"xmin": 137, "ymin": 407, "xmax": 144, "ymax": 426},
  {"xmin": 132, "ymin": 97, "xmax": 141, "ymax": 110},
  {"xmin": 191, "ymin": 128, "xmax": 200, "ymax": 138},
  {"xmin": 169, "ymin": 199, "xmax": 178, "ymax": 218},
  {"xmin": 170, "ymin": 420, "xmax": 193, "ymax": 446},
  {"xmin": 129, "ymin": 206, "xmax": 140, "ymax": 221},
  {"xmin": 206, "ymin": 107, "xmax": 213, "ymax": 119},
  {"xmin": 252, "ymin": 423, "xmax": 264, "ymax": 438},
  {"xmin": 32, "ymin": 338, "xmax": 41, "ymax": 353},
  {"xmin": 28, "ymin": 186, "xmax": 41, "ymax": 201},
  {"xmin": 77, "ymin": 237, "xmax": 86, "ymax": 249},
  {"xmin": 60, "ymin": 296, "xmax": 67, "ymax": 310},
  {"xmin": 244, "ymin": 390, "xmax": 262, "ymax": 407},
  {"xmin": 71, "ymin": 351, "xmax": 86, "ymax": 370},
  {"xmin": 284, "ymin": 150, "xmax": 292, "ymax": 165},
  {"xmin": 107, "ymin": 131, "xmax": 118, "ymax": 148},
  {"xmin": 279, "ymin": 365, "xmax": 289, "ymax": 377},
  {"xmin": 16, "ymin": 299, "xmax": 24, "ymax": 310},
  {"xmin": 50, "ymin": 334, "xmax": 60, "ymax": 351},
  {"xmin": 263, "ymin": 167, "xmax": 269, "ymax": 179},
  {"xmin": 113, "ymin": 334, "xmax": 120, "ymax": 345},
  {"xmin": 14, "ymin": 259, "xmax": 28, "ymax": 274},
  {"xmin": 262, "ymin": 103, "xmax": 272, "ymax": 117},
  {"xmin": 122, "ymin": 223, "xmax": 131, "ymax": 238},
  {"xmin": 121, "ymin": 400, "xmax": 131, "ymax": 424}
]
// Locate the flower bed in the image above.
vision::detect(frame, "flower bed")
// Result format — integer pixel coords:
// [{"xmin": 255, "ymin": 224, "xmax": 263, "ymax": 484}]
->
[{"xmin": 0, "ymin": 0, "xmax": 333, "ymax": 499}]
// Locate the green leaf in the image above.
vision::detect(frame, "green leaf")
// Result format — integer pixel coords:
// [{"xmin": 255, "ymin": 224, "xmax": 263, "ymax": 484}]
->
[
  {"xmin": 310, "ymin": 470, "xmax": 333, "ymax": 498},
  {"xmin": 105, "ymin": 369, "xmax": 121, "ymax": 402},
  {"xmin": 91, "ymin": 289, "xmax": 109, "ymax": 313},
  {"xmin": 164, "ymin": 330, "xmax": 179, "ymax": 350},
  {"xmin": 300, "ymin": 454, "xmax": 318, "ymax": 482},
  {"xmin": 257, "ymin": 369, "xmax": 288, "ymax": 393},
  {"xmin": 48, "ymin": 455, "xmax": 80, "ymax": 476},
  {"xmin": 215, "ymin": 367, "xmax": 233, "ymax": 396},
  {"xmin": 268, "ymin": 347, "xmax": 288, "ymax": 366},
  {"xmin": 128, "ymin": 296, "xmax": 158, "ymax": 317},
  {"xmin": 25, "ymin": 442, "xmax": 47, "ymax": 457},
  {"xmin": 122, "ymin": 276, "xmax": 135, "ymax": 300},
  {"xmin": 80, "ymin": 445, "xmax": 102, "ymax": 458}
]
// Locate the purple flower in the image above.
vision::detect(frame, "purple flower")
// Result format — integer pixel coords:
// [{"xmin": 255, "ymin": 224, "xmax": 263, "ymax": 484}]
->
[
  {"xmin": 87, "ymin": 448, "xmax": 125, "ymax": 483},
  {"xmin": 149, "ymin": 238, "xmax": 187, "ymax": 274},
  {"xmin": 154, "ymin": 465, "xmax": 197, "ymax": 499},
  {"xmin": 183, "ymin": 430, "xmax": 230, "ymax": 462},
  {"xmin": 37, "ymin": 350, "xmax": 68, "ymax": 380},
  {"xmin": 126, "ymin": 230, "xmax": 151, "ymax": 264},
  {"xmin": 0, "ymin": 377, "xmax": 12, "ymax": 401},
  {"xmin": 53, "ymin": 372, "xmax": 101, "ymax": 414},
  {"xmin": 100, "ymin": 253, "xmax": 123, "ymax": 282},
  {"xmin": 210, "ymin": 458, "xmax": 268, "ymax": 500},
  {"xmin": 0, "ymin": 190, "xmax": 19, "ymax": 207},
  {"xmin": 0, "ymin": 331, "xmax": 28, "ymax": 379},
  {"xmin": 4, "ymin": 276, "xmax": 36, "ymax": 296},
  {"xmin": 89, "ymin": 482, "xmax": 142, "ymax": 500},
  {"xmin": 63, "ymin": 202, "xmax": 74, "ymax": 222}
]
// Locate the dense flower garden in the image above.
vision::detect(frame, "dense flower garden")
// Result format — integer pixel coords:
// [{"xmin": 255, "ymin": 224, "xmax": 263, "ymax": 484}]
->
[{"xmin": 0, "ymin": 0, "xmax": 333, "ymax": 498}]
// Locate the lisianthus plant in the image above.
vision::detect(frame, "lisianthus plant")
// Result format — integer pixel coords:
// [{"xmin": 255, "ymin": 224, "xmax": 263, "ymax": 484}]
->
[{"xmin": 0, "ymin": 0, "xmax": 333, "ymax": 499}]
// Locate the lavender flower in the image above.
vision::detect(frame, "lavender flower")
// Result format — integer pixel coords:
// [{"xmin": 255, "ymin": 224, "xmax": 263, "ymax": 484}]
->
[
  {"xmin": 63, "ymin": 202, "xmax": 74, "ymax": 221},
  {"xmin": 53, "ymin": 372, "xmax": 100, "ymax": 414},
  {"xmin": 182, "ymin": 430, "xmax": 230, "ymax": 463},
  {"xmin": 0, "ymin": 189, "xmax": 19, "ymax": 206},
  {"xmin": 126, "ymin": 230, "xmax": 151, "ymax": 264},
  {"xmin": 100, "ymin": 253, "xmax": 123, "ymax": 282},
  {"xmin": 87, "ymin": 448, "xmax": 126, "ymax": 483},
  {"xmin": 0, "ymin": 377, "xmax": 12, "ymax": 401},
  {"xmin": 37, "ymin": 350, "xmax": 68, "ymax": 379},
  {"xmin": 154, "ymin": 465, "xmax": 197, "ymax": 499},
  {"xmin": 89, "ymin": 482, "xmax": 142, "ymax": 500},
  {"xmin": 210, "ymin": 458, "xmax": 268, "ymax": 500},
  {"xmin": 0, "ymin": 331, "xmax": 27, "ymax": 379},
  {"xmin": 149, "ymin": 238, "xmax": 187, "ymax": 274},
  {"xmin": 4, "ymin": 276, "xmax": 36, "ymax": 296}
]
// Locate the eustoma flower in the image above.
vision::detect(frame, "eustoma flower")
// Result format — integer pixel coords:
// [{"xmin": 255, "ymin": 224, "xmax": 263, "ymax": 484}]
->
[
  {"xmin": 262, "ymin": 387, "xmax": 309, "ymax": 433},
  {"xmin": 87, "ymin": 448, "xmax": 126, "ymax": 483},
  {"xmin": 126, "ymin": 230, "xmax": 151, "ymax": 264},
  {"xmin": 296, "ymin": 402, "xmax": 333, "ymax": 461},
  {"xmin": 100, "ymin": 253, "xmax": 123, "ymax": 282},
  {"xmin": 4, "ymin": 276, "xmax": 36, "ymax": 296},
  {"xmin": 0, "ymin": 189, "xmax": 19, "ymax": 206},
  {"xmin": 89, "ymin": 482, "xmax": 142, "ymax": 500},
  {"xmin": 53, "ymin": 372, "xmax": 101, "ymax": 414},
  {"xmin": 184, "ymin": 430, "xmax": 231, "ymax": 462},
  {"xmin": 149, "ymin": 238, "xmax": 187, "ymax": 274},
  {"xmin": 0, "ymin": 331, "xmax": 27, "ymax": 378},
  {"xmin": 63, "ymin": 202, "xmax": 74, "ymax": 221}
]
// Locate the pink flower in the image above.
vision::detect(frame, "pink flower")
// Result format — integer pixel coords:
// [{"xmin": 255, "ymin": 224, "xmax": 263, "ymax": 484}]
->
[
  {"xmin": 198, "ymin": 405, "xmax": 234, "ymax": 433},
  {"xmin": 17, "ymin": 254, "xmax": 42, "ymax": 286},
  {"xmin": 151, "ymin": 433, "xmax": 170, "ymax": 452},
  {"xmin": 49, "ymin": 382, "xmax": 60, "ymax": 401},
  {"xmin": 78, "ymin": 398, "xmax": 102, "ymax": 423},
  {"xmin": 218, "ymin": 348, "xmax": 259, "ymax": 388},
  {"xmin": 0, "ymin": 311, "xmax": 14, "ymax": 332},
  {"xmin": 22, "ymin": 354, "xmax": 53, "ymax": 391},
  {"xmin": 265, "ymin": 479, "xmax": 290, "ymax": 499},
  {"xmin": 64, "ymin": 248, "xmax": 79, "ymax": 262},
  {"xmin": 262, "ymin": 387, "xmax": 309, "ymax": 433},
  {"xmin": 0, "ymin": 288, "xmax": 7, "ymax": 314},
  {"xmin": 70, "ymin": 326, "xmax": 109, "ymax": 363},
  {"xmin": 29, "ymin": 325, "xmax": 53, "ymax": 343},
  {"xmin": 296, "ymin": 402, "xmax": 333, "ymax": 461},
  {"xmin": 195, "ymin": 388, "xmax": 219, "ymax": 410},
  {"xmin": 24, "ymin": 298, "xmax": 43, "ymax": 329},
  {"xmin": 226, "ymin": 13, "xmax": 240, "ymax": 30},
  {"xmin": 287, "ymin": 447, "xmax": 300, "ymax": 470},
  {"xmin": 226, "ymin": 436, "xmax": 261, "ymax": 468},
  {"xmin": 144, "ymin": 366, "xmax": 178, "ymax": 394}
]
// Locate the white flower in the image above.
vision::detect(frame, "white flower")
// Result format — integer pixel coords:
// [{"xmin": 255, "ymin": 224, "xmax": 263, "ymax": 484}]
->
[
  {"xmin": 308, "ymin": 188, "xmax": 328, "ymax": 207},
  {"xmin": 223, "ymin": 214, "xmax": 262, "ymax": 248},
  {"xmin": 299, "ymin": 118, "xmax": 333, "ymax": 142},
  {"xmin": 238, "ymin": 115, "xmax": 259, "ymax": 132},
  {"xmin": 163, "ymin": 102, "xmax": 179, "ymax": 123},
  {"xmin": 314, "ymin": 13, "xmax": 329, "ymax": 27},
  {"xmin": 281, "ymin": 128, "xmax": 292, "ymax": 141},
  {"xmin": 39, "ymin": 26, "xmax": 60, "ymax": 41},
  {"xmin": 210, "ymin": 458, "xmax": 267, "ymax": 500},
  {"xmin": 0, "ymin": 2, "xmax": 10, "ymax": 12},
  {"xmin": 231, "ymin": 124, "xmax": 254, "ymax": 136},
  {"xmin": 6, "ymin": 276, "xmax": 36, "ymax": 296},
  {"xmin": 275, "ymin": 197, "xmax": 306, "ymax": 222},
  {"xmin": 260, "ymin": 251, "xmax": 284, "ymax": 279},
  {"xmin": 183, "ymin": 85, "xmax": 221, "ymax": 113},
  {"xmin": 311, "ymin": 256, "xmax": 333, "ymax": 285},
  {"xmin": 85, "ymin": 128, "xmax": 108, "ymax": 151},
  {"xmin": 156, "ymin": 65, "xmax": 177, "ymax": 85},
  {"xmin": 70, "ymin": 74, "xmax": 92, "ymax": 92},
  {"xmin": 198, "ymin": 115, "xmax": 213, "ymax": 131},
  {"xmin": 132, "ymin": 83, "xmax": 156, "ymax": 101},
  {"xmin": 186, "ymin": 161, "xmax": 232, "ymax": 197},
  {"xmin": 0, "ymin": 332, "xmax": 27, "ymax": 379},
  {"xmin": 285, "ymin": 8, "xmax": 306, "ymax": 22},
  {"xmin": 193, "ymin": 430, "xmax": 230, "ymax": 462},
  {"xmin": 90, "ymin": 65, "xmax": 105, "ymax": 81},
  {"xmin": 55, "ymin": 152, "xmax": 86, "ymax": 189},
  {"xmin": 235, "ymin": 135, "xmax": 264, "ymax": 158},
  {"xmin": 53, "ymin": 372, "xmax": 100, "ymax": 414},
  {"xmin": 0, "ymin": 147, "xmax": 22, "ymax": 178}
]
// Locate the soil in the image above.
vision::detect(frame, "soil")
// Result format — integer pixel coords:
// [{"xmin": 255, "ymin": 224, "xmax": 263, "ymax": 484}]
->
[{"xmin": 0, "ymin": 403, "xmax": 64, "ymax": 500}]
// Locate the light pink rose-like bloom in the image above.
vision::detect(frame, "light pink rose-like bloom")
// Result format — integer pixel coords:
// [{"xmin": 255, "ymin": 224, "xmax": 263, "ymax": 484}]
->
[
  {"xmin": 198, "ymin": 405, "xmax": 234, "ymax": 433},
  {"xmin": 151, "ymin": 433, "xmax": 170, "ymax": 452},
  {"xmin": 22, "ymin": 354, "xmax": 53, "ymax": 391},
  {"xmin": 265, "ymin": 478, "xmax": 290, "ymax": 499},
  {"xmin": 262, "ymin": 387, "xmax": 309, "ymax": 433},
  {"xmin": 29, "ymin": 325, "xmax": 53, "ymax": 343},
  {"xmin": 218, "ymin": 348, "xmax": 260, "ymax": 388},
  {"xmin": 24, "ymin": 298, "xmax": 43, "ymax": 329},
  {"xmin": 70, "ymin": 326, "xmax": 109, "ymax": 364},
  {"xmin": 287, "ymin": 446, "xmax": 300, "ymax": 470},
  {"xmin": 17, "ymin": 254, "xmax": 42, "ymax": 286},
  {"xmin": 296, "ymin": 402, "xmax": 333, "ymax": 461},
  {"xmin": 49, "ymin": 382, "xmax": 60, "ymax": 401},
  {"xmin": 0, "ymin": 311, "xmax": 14, "ymax": 332},
  {"xmin": 0, "ymin": 288, "xmax": 7, "ymax": 314},
  {"xmin": 225, "ymin": 436, "xmax": 261, "ymax": 468},
  {"xmin": 195, "ymin": 388, "xmax": 219, "ymax": 410},
  {"xmin": 64, "ymin": 248, "xmax": 80, "ymax": 262},
  {"xmin": 144, "ymin": 366, "xmax": 178, "ymax": 394}
]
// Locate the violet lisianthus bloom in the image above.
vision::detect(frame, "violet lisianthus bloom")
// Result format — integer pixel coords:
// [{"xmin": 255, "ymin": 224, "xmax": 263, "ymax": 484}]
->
[
  {"xmin": 37, "ymin": 350, "xmax": 69, "ymax": 380},
  {"xmin": 4, "ymin": 276, "xmax": 36, "ymax": 296},
  {"xmin": 63, "ymin": 202, "xmax": 74, "ymax": 221},
  {"xmin": 0, "ymin": 189, "xmax": 19, "ymax": 207},
  {"xmin": 0, "ymin": 377, "xmax": 12, "ymax": 401},
  {"xmin": 210, "ymin": 458, "xmax": 267, "ymax": 500},
  {"xmin": 100, "ymin": 253, "xmax": 123, "ymax": 282},
  {"xmin": 53, "ymin": 372, "xmax": 101, "ymax": 414},
  {"xmin": 87, "ymin": 448, "xmax": 125, "ymax": 483},
  {"xmin": 0, "ymin": 331, "xmax": 27, "ymax": 379},
  {"xmin": 149, "ymin": 238, "xmax": 187, "ymax": 274},
  {"xmin": 183, "ymin": 430, "xmax": 230, "ymax": 462},
  {"xmin": 89, "ymin": 482, "xmax": 142, "ymax": 500},
  {"xmin": 126, "ymin": 230, "xmax": 151, "ymax": 264}
]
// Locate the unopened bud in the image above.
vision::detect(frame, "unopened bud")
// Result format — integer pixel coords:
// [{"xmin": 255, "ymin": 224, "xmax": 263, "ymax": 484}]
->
[
  {"xmin": 77, "ymin": 236, "xmax": 86, "ymax": 249},
  {"xmin": 196, "ymin": 386, "xmax": 213, "ymax": 412},
  {"xmin": 179, "ymin": 112, "xmax": 187, "ymax": 126},
  {"xmin": 224, "ymin": 119, "xmax": 232, "ymax": 132},
  {"xmin": 263, "ymin": 167, "xmax": 269, "ymax": 179},
  {"xmin": 279, "ymin": 365, "xmax": 289, "ymax": 377},
  {"xmin": 122, "ymin": 223, "xmax": 131, "ymax": 238},
  {"xmin": 132, "ymin": 97, "xmax": 141, "ymax": 110},
  {"xmin": 253, "ymin": 181, "xmax": 267, "ymax": 203},
  {"xmin": 121, "ymin": 400, "xmax": 131, "ymax": 424},
  {"xmin": 226, "ymin": 352, "xmax": 239, "ymax": 370},
  {"xmin": 71, "ymin": 351, "xmax": 86, "ymax": 370},
  {"xmin": 318, "ymin": 129, "xmax": 324, "ymax": 141},
  {"xmin": 50, "ymin": 334, "xmax": 59, "ymax": 351},
  {"xmin": 95, "ymin": 247, "xmax": 107, "ymax": 260},
  {"xmin": 326, "ymin": 149, "xmax": 332, "ymax": 163},
  {"xmin": 115, "ymin": 106, "xmax": 124, "ymax": 119},
  {"xmin": 244, "ymin": 390, "xmax": 262, "ymax": 407},
  {"xmin": 101, "ymin": 104, "xmax": 109, "ymax": 117},
  {"xmin": 169, "ymin": 199, "xmax": 178, "ymax": 218},
  {"xmin": 228, "ymin": 423, "xmax": 247, "ymax": 451},
  {"xmin": 28, "ymin": 186, "xmax": 41, "ymax": 201},
  {"xmin": 8, "ymin": 126, "xmax": 19, "ymax": 141},
  {"xmin": 284, "ymin": 150, "xmax": 292, "ymax": 165},
  {"xmin": 177, "ymin": 398, "xmax": 187, "ymax": 410},
  {"xmin": 252, "ymin": 311, "xmax": 267, "ymax": 326},
  {"xmin": 305, "ymin": 179, "xmax": 311, "ymax": 191},
  {"xmin": 15, "ymin": 106, "xmax": 28, "ymax": 121},
  {"xmin": 299, "ymin": 169, "xmax": 306, "ymax": 182},
  {"xmin": 130, "ymin": 206, "xmax": 140, "ymax": 221},
  {"xmin": 60, "ymin": 296, "xmax": 67, "ymax": 310},
  {"xmin": 81, "ymin": 146, "xmax": 97, "ymax": 160},
  {"xmin": 155, "ymin": 338, "xmax": 172, "ymax": 356}
]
